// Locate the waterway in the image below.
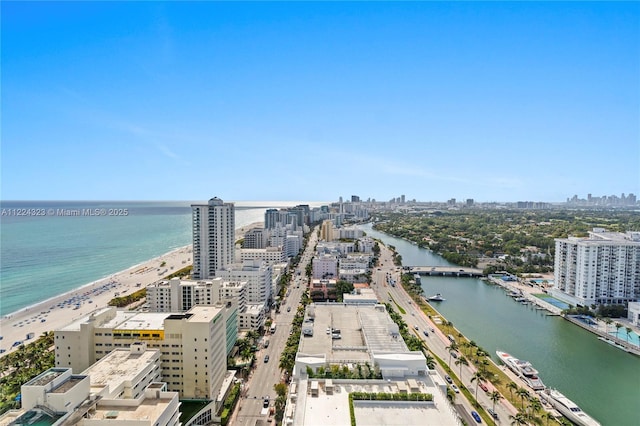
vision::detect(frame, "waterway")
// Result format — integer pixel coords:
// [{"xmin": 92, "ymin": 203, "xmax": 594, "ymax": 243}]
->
[{"xmin": 361, "ymin": 223, "xmax": 639, "ymax": 426}]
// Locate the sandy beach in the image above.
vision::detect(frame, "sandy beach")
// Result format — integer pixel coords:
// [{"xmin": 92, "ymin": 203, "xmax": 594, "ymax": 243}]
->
[{"xmin": 0, "ymin": 221, "xmax": 263, "ymax": 356}]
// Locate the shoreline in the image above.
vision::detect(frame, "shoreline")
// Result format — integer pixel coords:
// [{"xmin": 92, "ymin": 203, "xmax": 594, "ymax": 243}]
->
[{"xmin": 0, "ymin": 221, "xmax": 262, "ymax": 354}]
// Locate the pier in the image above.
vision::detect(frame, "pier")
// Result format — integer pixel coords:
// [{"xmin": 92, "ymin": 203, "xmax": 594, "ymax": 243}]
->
[{"xmin": 407, "ymin": 266, "xmax": 484, "ymax": 278}]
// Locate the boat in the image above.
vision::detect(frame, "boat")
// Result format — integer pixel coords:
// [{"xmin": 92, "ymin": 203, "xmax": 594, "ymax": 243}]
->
[
  {"xmin": 539, "ymin": 388, "xmax": 601, "ymax": 426},
  {"xmin": 496, "ymin": 351, "xmax": 546, "ymax": 390},
  {"xmin": 427, "ymin": 293, "xmax": 445, "ymax": 301},
  {"xmin": 597, "ymin": 337, "xmax": 631, "ymax": 353}
]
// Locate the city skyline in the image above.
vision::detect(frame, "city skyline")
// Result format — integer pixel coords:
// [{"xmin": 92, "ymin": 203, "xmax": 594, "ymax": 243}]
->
[{"xmin": 2, "ymin": 2, "xmax": 638, "ymax": 202}]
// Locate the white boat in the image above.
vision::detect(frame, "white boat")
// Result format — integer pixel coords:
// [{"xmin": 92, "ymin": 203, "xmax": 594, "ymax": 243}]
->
[
  {"xmin": 428, "ymin": 293, "xmax": 445, "ymax": 301},
  {"xmin": 540, "ymin": 388, "xmax": 601, "ymax": 426},
  {"xmin": 597, "ymin": 337, "xmax": 631, "ymax": 353},
  {"xmin": 496, "ymin": 351, "xmax": 545, "ymax": 390}
]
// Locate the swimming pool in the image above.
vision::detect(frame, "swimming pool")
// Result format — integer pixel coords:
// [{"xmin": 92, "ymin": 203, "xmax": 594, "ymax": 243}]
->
[{"xmin": 608, "ymin": 328, "xmax": 640, "ymax": 347}]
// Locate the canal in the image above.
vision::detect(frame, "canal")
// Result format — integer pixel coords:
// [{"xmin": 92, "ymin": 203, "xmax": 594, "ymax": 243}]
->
[{"xmin": 361, "ymin": 223, "xmax": 639, "ymax": 426}]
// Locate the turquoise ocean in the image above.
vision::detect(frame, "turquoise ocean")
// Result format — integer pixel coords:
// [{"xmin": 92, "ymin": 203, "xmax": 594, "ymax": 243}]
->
[{"xmin": 0, "ymin": 201, "xmax": 319, "ymax": 317}]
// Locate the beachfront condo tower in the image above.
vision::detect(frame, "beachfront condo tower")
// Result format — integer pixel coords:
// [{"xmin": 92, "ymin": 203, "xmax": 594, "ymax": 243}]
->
[{"xmin": 192, "ymin": 197, "xmax": 235, "ymax": 280}]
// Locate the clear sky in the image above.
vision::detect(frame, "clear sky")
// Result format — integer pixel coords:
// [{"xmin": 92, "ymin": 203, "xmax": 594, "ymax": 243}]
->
[{"xmin": 2, "ymin": 1, "xmax": 639, "ymax": 202}]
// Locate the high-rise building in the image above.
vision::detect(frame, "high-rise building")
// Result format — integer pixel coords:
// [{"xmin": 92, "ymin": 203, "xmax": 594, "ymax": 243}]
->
[
  {"xmin": 192, "ymin": 197, "xmax": 235, "ymax": 279},
  {"xmin": 320, "ymin": 220, "xmax": 334, "ymax": 242},
  {"xmin": 553, "ymin": 229, "xmax": 640, "ymax": 306}
]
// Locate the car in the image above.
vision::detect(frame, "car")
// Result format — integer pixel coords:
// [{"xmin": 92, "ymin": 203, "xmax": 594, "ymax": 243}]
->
[
  {"xmin": 331, "ymin": 334, "xmax": 341, "ymax": 339},
  {"xmin": 263, "ymin": 397, "xmax": 270, "ymax": 408},
  {"xmin": 287, "ymin": 307, "xmax": 291, "ymax": 312},
  {"xmin": 450, "ymin": 351, "xmax": 458, "ymax": 359},
  {"xmin": 414, "ymin": 325, "xmax": 419, "ymax": 330},
  {"xmin": 264, "ymin": 355, "xmax": 270, "ymax": 363},
  {"xmin": 471, "ymin": 410, "xmax": 482, "ymax": 423},
  {"xmin": 479, "ymin": 382, "xmax": 488, "ymax": 392},
  {"xmin": 326, "ymin": 327, "xmax": 332, "ymax": 334},
  {"xmin": 444, "ymin": 375, "xmax": 453, "ymax": 384},
  {"xmin": 423, "ymin": 330, "xmax": 429, "ymax": 337},
  {"xmin": 450, "ymin": 384, "xmax": 460, "ymax": 393},
  {"xmin": 487, "ymin": 408, "xmax": 498, "ymax": 419}
]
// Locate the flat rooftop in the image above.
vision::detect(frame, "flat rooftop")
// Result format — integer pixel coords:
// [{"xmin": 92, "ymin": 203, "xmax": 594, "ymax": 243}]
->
[
  {"xmin": 82, "ymin": 348, "xmax": 160, "ymax": 396},
  {"xmin": 24, "ymin": 369, "xmax": 65, "ymax": 387},
  {"xmin": 58, "ymin": 306, "xmax": 119, "ymax": 331},
  {"xmin": 299, "ymin": 304, "xmax": 407, "ymax": 364},
  {"xmin": 92, "ymin": 398, "xmax": 175, "ymax": 423},
  {"xmin": 292, "ymin": 377, "xmax": 457, "ymax": 426},
  {"xmin": 185, "ymin": 305, "xmax": 222, "ymax": 322}
]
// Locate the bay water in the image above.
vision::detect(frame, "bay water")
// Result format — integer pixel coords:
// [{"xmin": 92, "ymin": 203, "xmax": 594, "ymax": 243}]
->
[{"xmin": 361, "ymin": 223, "xmax": 639, "ymax": 426}]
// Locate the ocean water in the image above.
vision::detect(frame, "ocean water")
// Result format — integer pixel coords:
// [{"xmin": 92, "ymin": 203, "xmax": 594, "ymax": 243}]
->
[{"xmin": 0, "ymin": 200, "xmax": 320, "ymax": 317}]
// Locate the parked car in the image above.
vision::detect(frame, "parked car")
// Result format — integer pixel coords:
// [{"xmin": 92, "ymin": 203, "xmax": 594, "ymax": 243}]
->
[
  {"xmin": 471, "ymin": 411, "xmax": 482, "ymax": 423},
  {"xmin": 479, "ymin": 382, "xmax": 488, "ymax": 392},
  {"xmin": 450, "ymin": 384, "xmax": 460, "ymax": 393}
]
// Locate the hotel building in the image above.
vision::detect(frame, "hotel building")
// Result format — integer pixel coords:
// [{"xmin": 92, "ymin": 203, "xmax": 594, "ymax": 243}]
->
[
  {"xmin": 192, "ymin": 197, "xmax": 235, "ymax": 280},
  {"xmin": 54, "ymin": 306, "xmax": 227, "ymax": 403},
  {"xmin": 553, "ymin": 229, "xmax": 640, "ymax": 306}
]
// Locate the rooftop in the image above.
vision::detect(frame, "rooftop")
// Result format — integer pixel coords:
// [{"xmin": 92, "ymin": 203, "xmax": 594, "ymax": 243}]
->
[
  {"xmin": 291, "ymin": 377, "xmax": 457, "ymax": 426},
  {"xmin": 92, "ymin": 397, "xmax": 175, "ymax": 423},
  {"xmin": 299, "ymin": 304, "xmax": 407, "ymax": 364},
  {"xmin": 82, "ymin": 348, "xmax": 160, "ymax": 397}
]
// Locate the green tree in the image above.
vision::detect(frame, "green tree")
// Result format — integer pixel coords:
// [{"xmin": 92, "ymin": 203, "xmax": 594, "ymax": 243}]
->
[
  {"xmin": 470, "ymin": 371, "xmax": 486, "ymax": 401},
  {"xmin": 515, "ymin": 387, "xmax": 530, "ymax": 409},
  {"xmin": 335, "ymin": 280, "xmax": 354, "ymax": 302},
  {"xmin": 509, "ymin": 411, "xmax": 529, "ymax": 426},
  {"xmin": 507, "ymin": 382, "xmax": 518, "ymax": 399},
  {"xmin": 489, "ymin": 390, "xmax": 503, "ymax": 411},
  {"xmin": 455, "ymin": 356, "xmax": 469, "ymax": 377}
]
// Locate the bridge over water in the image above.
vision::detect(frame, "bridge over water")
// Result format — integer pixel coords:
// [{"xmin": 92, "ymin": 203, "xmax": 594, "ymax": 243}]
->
[{"xmin": 406, "ymin": 266, "xmax": 484, "ymax": 278}]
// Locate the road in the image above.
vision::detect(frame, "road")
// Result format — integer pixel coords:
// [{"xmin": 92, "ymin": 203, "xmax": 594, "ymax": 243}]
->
[
  {"xmin": 232, "ymin": 228, "xmax": 319, "ymax": 426},
  {"xmin": 371, "ymin": 244, "xmax": 518, "ymax": 425}
]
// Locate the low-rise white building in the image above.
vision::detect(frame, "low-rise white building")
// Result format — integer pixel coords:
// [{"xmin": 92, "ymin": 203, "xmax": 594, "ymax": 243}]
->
[
  {"xmin": 239, "ymin": 247, "xmax": 287, "ymax": 265},
  {"xmin": 628, "ymin": 302, "xmax": 640, "ymax": 327},
  {"xmin": 284, "ymin": 303, "xmax": 458, "ymax": 426}
]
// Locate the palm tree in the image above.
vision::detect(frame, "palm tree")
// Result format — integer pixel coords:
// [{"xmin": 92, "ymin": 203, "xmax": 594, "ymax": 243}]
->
[
  {"xmin": 515, "ymin": 387, "xmax": 530, "ymax": 409},
  {"xmin": 455, "ymin": 356, "xmax": 469, "ymax": 376},
  {"xmin": 425, "ymin": 353, "xmax": 436, "ymax": 370},
  {"xmin": 604, "ymin": 317, "xmax": 613, "ymax": 333},
  {"xmin": 509, "ymin": 411, "xmax": 529, "ymax": 426},
  {"xmin": 470, "ymin": 371, "xmax": 486, "ymax": 401},
  {"xmin": 507, "ymin": 381, "xmax": 518, "ymax": 399},
  {"xmin": 460, "ymin": 340, "xmax": 471, "ymax": 357},
  {"xmin": 615, "ymin": 322, "xmax": 622, "ymax": 338},
  {"xmin": 625, "ymin": 327, "xmax": 632, "ymax": 344},
  {"xmin": 446, "ymin": 342, "xmax": 459, "ymax": 366},
  {"xmin": 489, "ymin": 390, "xmax": 502, "ymax": 411},
  {"xmin": 541, "ymin": 411, "xmax": 554, "ymax": 426}
]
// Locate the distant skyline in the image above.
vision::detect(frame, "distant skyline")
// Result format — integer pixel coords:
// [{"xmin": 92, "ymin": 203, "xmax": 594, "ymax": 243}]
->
[{"xmin": 2, "ymin": 2, "xmax": 639, "ymax": 202}]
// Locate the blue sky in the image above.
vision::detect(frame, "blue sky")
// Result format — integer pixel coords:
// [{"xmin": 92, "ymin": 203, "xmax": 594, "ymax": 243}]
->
[{"xmin": 2, "ymin": 1, "xmax": 639, "ymax": 202}]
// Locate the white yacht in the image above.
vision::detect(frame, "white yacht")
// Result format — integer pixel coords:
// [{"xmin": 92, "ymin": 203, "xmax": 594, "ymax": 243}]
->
[
  {"xmin": 539, "ymin": 388, "xmax": 601, "ymax": 426},
  {"xmin": 496, "ymin": 351, "xmax": 545, "ymax": 390}
]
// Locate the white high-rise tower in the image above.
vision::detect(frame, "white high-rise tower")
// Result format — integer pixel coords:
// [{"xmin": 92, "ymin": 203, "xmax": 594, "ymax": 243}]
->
[{"xmin": 192, "ymin": 197, "xmax": 235, "ymax": 279}]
